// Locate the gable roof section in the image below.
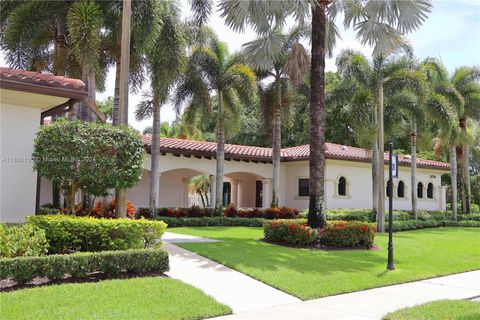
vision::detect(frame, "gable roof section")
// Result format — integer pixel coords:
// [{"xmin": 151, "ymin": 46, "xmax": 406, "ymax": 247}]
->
[
  {"xmin": 142, "ymin": 136, "xmax": 450, "ymax": 170},
  {"xmin": 0, "ymin": 67, "xmax": 87, "ymax": 100}
]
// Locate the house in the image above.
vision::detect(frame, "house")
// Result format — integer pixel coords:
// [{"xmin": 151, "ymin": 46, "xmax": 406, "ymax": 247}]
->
[
  {"xmin": 40, "ymin": 136, "xmax": 450, "ymax": 212},
  {"xmin": 0, "ymin": 68, "xmax": 102, "ymax": 223}
]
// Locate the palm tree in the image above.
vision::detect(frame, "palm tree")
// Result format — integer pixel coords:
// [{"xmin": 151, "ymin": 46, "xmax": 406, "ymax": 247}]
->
[
  {"xmin": 451, "ymin": 67, "xmax": 480, "ymax": 213},
  {"xmin": 188, "ymin": 173, "xmax": 211, "ymax": 207},
  {"xmin": 135, "ymin": 0, "xmax": 186, "ymax": 215},
  {"xmin": 219, "ymin": 0, "xmax": 432, "ymax": 229},
  {"xmin": 242, "ymin": 26, "xmax": 309, "ymax": 207},
  {"xmin": 174, "ymin": 35, "xmax": 256, "ymax": 210}
]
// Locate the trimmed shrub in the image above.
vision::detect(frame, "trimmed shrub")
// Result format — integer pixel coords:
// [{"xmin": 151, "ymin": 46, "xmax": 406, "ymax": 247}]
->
[
  {"xmin": 264, "ymin": 219, "xmax": 318, "ymax": 245},
  {"xmin": 0, "ymin": 249, "xmax": 169, "ymax": 284},
  {"xmin": 0, "ymin": 224, "xmax": 48, "ymax": 258},
  {"xmin": 320, "ymin": 221, "xmax": 376, "ymax": 248},
  {"xmin": 392, "ymin": 219, "xmax": 480, "ymax": 231},
  {"xmin": 157, "ymin": 216, "xmax": 265, "ymax": 227},
  {"xmin": 27, "ymin": 215, "xmax": 167, "ymax": 254}
]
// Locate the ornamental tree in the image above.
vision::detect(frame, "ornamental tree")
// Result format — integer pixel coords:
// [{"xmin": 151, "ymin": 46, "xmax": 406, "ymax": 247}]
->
[{"xmin": 33, "ymin": 118, "xmax": 144, "ymax": 214}]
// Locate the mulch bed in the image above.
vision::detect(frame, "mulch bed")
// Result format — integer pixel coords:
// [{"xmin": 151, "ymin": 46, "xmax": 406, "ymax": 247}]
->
[
  {"xmin": 0, "ymin": 272, "xmax": 168, "ymax": 292},
  {"xmin": 259, "ymin": 239, "xmax": 380, "ymax": 251}
]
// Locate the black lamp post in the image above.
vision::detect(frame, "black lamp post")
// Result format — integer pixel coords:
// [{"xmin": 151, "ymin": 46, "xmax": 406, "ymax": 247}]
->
[{"xmin": 387, "ymin": 142, "xmax": 396, "ymax": 271}]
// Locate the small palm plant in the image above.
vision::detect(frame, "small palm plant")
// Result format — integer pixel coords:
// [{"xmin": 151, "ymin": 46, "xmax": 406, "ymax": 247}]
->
[
  {"xmin": 188, "ymin": 174, "xmax": 211, "ymax": 207},
  {"xmin": 174, "ymin": 34, "xmax": 257, "ymax": 210}
]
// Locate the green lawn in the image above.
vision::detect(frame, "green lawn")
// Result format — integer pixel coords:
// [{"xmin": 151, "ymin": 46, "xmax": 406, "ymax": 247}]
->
[
  {"xmin": 0, "ymin": 277, "xmax": 231, "ymax": 320},
  {"xmin": 171, "ymin": 227, "xmax": 480, "ymax": 300},
  {"xmin": 382, "ymin": 299, "xmax": 480, "ymax": 320}
]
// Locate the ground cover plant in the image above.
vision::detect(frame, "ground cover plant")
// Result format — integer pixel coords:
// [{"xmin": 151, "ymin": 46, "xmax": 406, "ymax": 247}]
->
[
  {"xmin": 382, "ymin": 299, "xmax": 480, "ymax": 320},
  {"xmin": 0, "ymin": 277, "xmax": 231, "ymax": 320},
  {"xmin": 170, "ymin": 227, "xmax": 480, "ymax": 300}
]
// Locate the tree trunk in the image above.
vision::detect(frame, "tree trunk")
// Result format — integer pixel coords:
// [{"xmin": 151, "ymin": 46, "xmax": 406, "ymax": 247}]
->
[
  {"xmin": 199, "ymin": 192, "xmax": 206, "ymax": 207},
  {"xmin": 411, "ymin": 120, "xmax": 418, "ymax": 219},
  {"xmin": 215, "ymin": 90, "xmax": 225, "ymax": 211},
  {"xmin": 372, "ymin": 101, "xmax": 379, "ymax": 215},
  {"xmin": 112, "ymin": 61, "xmax": 121, "ymax": 125},
  {"xmin": 464, "ymin": 144, "xmax": 471, "ymax": 213},
  {"xmin": 377, "ymin": 83, "xmax": 385, "ymax": 232},
  {"xmin": 271, "ymin": 77, "xmax": 282, "ymax": 208},
  {"xmin": 450, "ymin": 144, "xmax": 458, "ymax": 221},
  {"xmin": 149, "ymin": 96, "xmax": 161, "ymax": 215},
  {"xmin": 307, "ymin": 3, "xmax": 327, "ymax": 229},
  {"xmin": 459, "ymin": 116, "xmax": 470, "ymax": 213},
  {"xmin": 115, "ymin": 0, "xmax": 132, "ymax": 218}
]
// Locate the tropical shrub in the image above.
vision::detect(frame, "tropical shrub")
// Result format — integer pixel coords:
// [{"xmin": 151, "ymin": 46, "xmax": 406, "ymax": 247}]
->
[
  {"xmin": 320, "ymin": 221, "xmax": 376, "ymax": 248},
  {"xmin": 89, "ymin": 199, "xmax": 135, "ymax": 219},
  {"xmin": 0, "ymin": 224, "xmax": 48, "ymax": 258},
  {"xmin": 27, "ymin": 215, "xmax": 167, "ymax": 254},
  {"xmin": 0, "ymin": 249, "xmax": 169, "ymax": 284},
  {"xmin": 264, "ymin": 219, "xmax": 319, "ymax": 245},
  {"xmin": 33, "ymin": 119, "xmax": 144, "ymax": 214}
]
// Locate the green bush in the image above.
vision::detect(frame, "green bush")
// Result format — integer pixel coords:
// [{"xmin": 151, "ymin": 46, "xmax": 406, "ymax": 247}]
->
[
  {"xmin": 0, "ymin": 249, "xmax": 169, "ymax": 284},
  {"xmin": 0, "ymin": 224, "xmax": 48, "ymax": 258},
  {"xmin": 27, "ymin": 215, "xmax": 167, "ymax": 254},
  {"xmin": 264, "ymin": 219, "xmax": 318, "ymax": 245},
  {"xmin": 457, "ymin": 214, "xmax": 480, "ymax": 221},
  {"xmin": 320, "ymin": 221, "xmax": 376, "ymax": 248},
  {"xmin": 392, "ymin": 219, "xmax": 480, "ymax": 231},
  {"xmin": 156, "ymin": 216, "xmax": 264, "ymax": 227}
]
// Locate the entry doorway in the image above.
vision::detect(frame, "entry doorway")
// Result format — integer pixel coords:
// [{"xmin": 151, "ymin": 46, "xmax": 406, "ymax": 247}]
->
[
  {"xmin": 255, "ymin": 180, "xmax": 263, "ymax": 208},
  {"xmin": 223, "ymin": 182, "xmax": 231, "ymax": 206}
]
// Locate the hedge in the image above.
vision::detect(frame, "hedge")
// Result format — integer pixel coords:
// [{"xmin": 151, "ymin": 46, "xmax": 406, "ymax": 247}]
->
[
  {"xmin": 320, "ymin": 221, "xmax": 376, "ymax": 248},
  {"xmin": 0, "ymin": 224, "xmax": 48, "ymax": 258},
  {"xmin": 392, "ymin": 219, "xmax": 480, "ymax": 231},
  {"xmin": 27, "ymin": 215, "xmax": 167, "ymax": 254},
  {"xmin": 156, "ymin": 216, "xmax": 265, "ymax": 227},
  {"xmin": 264, "ymin": 219, "xmax": 318, "ymax": 245},
  {"xmin": 0, "ymin": 249, "xmax": 169, "ymax": 284}
]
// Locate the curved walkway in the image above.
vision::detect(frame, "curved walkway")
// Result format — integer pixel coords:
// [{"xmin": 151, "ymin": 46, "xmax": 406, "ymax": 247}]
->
[{"xmin": 162, "ymin": 233, "xmax": 480, "ymax": 319}]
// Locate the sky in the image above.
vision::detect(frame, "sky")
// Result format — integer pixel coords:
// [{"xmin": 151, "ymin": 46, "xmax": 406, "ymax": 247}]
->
[{"xmin": 1, "ymin": 0, "xmax": 479, "ymax": 132}]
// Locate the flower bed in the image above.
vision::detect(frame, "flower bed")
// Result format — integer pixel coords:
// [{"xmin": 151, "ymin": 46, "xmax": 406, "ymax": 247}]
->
[
  {"xmin": 264, "ymin": 219, "xmax": 319, "ymax": 245},
  {"xmin": 27, "ymin": 215, "xmax": 167, "ymax": 254},
  {"xmin": 320, "ymin": 221, "xmax": 376, "ymax": 248},
  {"xmin": 156, "ymin": 216, "xmax": 265, "ymax": 227},
  {"xmin": 0, "ymin": 249, "xmax": 169, "ymax": 284}
]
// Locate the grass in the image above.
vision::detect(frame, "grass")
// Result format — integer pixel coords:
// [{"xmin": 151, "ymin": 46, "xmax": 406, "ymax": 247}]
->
[
  {"xmin": 382, "ymin": 299, "xmax": 480, "ymax": 320},
  {"xmin": 170, "ymin": 227, "xmax": 480, "ymax": 300},
  {"xmin": 0, "ymin": 277, "xmax": 231, "ymax": 320}
]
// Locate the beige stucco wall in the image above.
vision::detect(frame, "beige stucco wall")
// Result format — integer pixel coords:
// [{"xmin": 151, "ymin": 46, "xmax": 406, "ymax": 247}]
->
[{"xmin": 1, "ymin": 89, "xmax": 68, "ymax": 222}]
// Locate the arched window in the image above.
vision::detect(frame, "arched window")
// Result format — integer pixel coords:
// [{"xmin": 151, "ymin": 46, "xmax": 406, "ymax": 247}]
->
[
  {"xmin": 338, "ymin": 176, "xmax": 346, "ymax": 196},
  {"xmin": 386, "ymin": 180, "xmax": 392, "ymax": 198},
  {"xmin": 427, "ymin": 183, "xmax": 434, "ymax": 199},
  {"xmin": 417, "ymin": 182, "xmax": 424, "ymax": 199},
  {"xmin": 397, "ymin": 181, "xmax": 405, "ymax": 198}
]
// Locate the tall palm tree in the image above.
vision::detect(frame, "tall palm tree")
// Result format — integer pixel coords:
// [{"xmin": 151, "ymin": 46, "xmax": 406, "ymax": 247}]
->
[
  {"xmin": 219, "ymin": 0, "xmax": 432, "ymax": 229},
  {"xmin": 451, "ymin": 67, "xmax": 480, "ymax": 213},
  {"xmin": 174, "ymin": 36, "xmax": 256, "ymax": 210},
  {"xmin": 242, "ymin": 26, "xmax": 309, "ymax": 207},
  {"xmin": 135, "ymin": 0, "xmax": 186, "ymax": 215}
]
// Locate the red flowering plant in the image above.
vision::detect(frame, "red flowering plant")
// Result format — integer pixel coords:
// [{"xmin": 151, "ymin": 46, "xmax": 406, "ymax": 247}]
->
[
  {"xmin": 89, "ymin": 199, "xmax": 135, "ymax": 219},
  {"xmin": 264, "ymin": 219, "xmax": 319, "ymax": 245},
  {"xmin": 224, "ymin": 204, "xmax": 238, "ymax": 217},
  {"xmin": 320, "ymin": 220, "xmax": 376, "ymax": 248}
]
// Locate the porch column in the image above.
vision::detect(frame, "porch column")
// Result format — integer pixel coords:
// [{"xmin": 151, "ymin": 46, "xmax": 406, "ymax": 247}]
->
[
  {"xmin": 440, "ymin": 185, "xmax": 447, "ymax": 211},
  {"xmin": 262, "ymin": 178, "xmax": 272, "ymax": 209},
  {"xmin": 182, "ymin": 178, "xmax": 189, "ymax": 207},
  {"xmin": 209, "ymin": 175, "xmax": 216, "ymax": 208},
  {"xmin": 230, "ymin": 179, "xmax": 240, "ymax": 207},
  {"xmin": 237, "ymin": 180, "xmax": 243, "ymax": 208}
]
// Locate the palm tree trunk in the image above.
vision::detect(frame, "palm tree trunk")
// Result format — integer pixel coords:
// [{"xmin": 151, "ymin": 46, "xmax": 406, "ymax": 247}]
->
[
  {"xmin": 411, "ymin": 119, "xmax": 418, "ymax": 219},
  {"xmin": 199, "ymin": 192, "xmax": 206, "ymax": 207},
  {"xmin": 307, "ymin": 3, "xmax": 327, "ymax": 229},
  {"xmin": 115, "ymin": 0, "xmax": 131, "ymax": 218},
  {"xmin": 464, "ymin": 145, "xmax": 471, "ymax": 213},
  {"xmin": 459, "ymin": 116, "xmax": 470, "ymax": 213},
  {"xmin": 271, "ymin": 78, "xmax": 282, "ymax": 208},
  {"xmin": 149, "ymin": 96, "xmax": 161, "ymax": 215},
  {"xmin": 215, "ymin": 90, "xmax": 225, "ymax": 211},
  {"xmin": 450, "ymin": 144, "xmax": 458, "ymax": 221},
  {"xmin": 372, "ymin": 100, "xmax": 379, "ymax": 215},
  {"xmin": 112, "ymin": 61, "xmax": 121, "ymax": 125},
  {"xmin": 377, "ymin": 83, "xmax": 385, "ymax": 232}
]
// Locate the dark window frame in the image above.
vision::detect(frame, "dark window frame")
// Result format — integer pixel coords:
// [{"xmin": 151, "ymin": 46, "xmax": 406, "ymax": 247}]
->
[
  {"xmin": 298, "ymin": 178, "xmax": 309, "ymax": 197},
  {"xmin": 397, "ymin": 181, "xmax": 405, "ymax": 198},
  {"xmin": 417, "ymin": 182, "xmax": 424, "ymax": 199},
  {"xmin": 338, "ymin": 176, "xmax": 347, "ymax": 196},
  {"xmin": 427, "ymin": 183, "xmax": 434, "ymax": 199}
]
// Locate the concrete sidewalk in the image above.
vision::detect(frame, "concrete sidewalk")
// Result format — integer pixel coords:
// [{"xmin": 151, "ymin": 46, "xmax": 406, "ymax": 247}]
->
[
  {"xmin": 211, "ymin": 270, "xmax": 480, "ymax": 320},
  {"xmin": 163, "ymin": 242, "xmax": 300, "ymax": 313}
]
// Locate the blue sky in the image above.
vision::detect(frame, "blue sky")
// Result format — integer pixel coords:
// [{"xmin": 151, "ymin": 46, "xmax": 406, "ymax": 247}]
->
[{"xmin": 1, "ymin": 0, "xmax": 478, "ymax": 129}]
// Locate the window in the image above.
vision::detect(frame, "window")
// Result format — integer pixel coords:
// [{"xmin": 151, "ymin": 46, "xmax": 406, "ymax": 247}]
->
[
  {"xmin": 338, "ymin": 176, "xmax": 346, "ymax": 196},
  {"xmin": 386, "ymin": 180, "xmax": 392, "ymax": 198},
  {"xmin": 427, "ymin": 183, "xmax": 434, "ymax": 199},
  {"xmin": 298, "ymin": 179, "xmax": 309, "ymax": 197},
  {"xmin": 417, "ymin": 182, "xmax": 424, "ymax": 199},
  {"xmin": 397, "ymin": 181, "xmax": 405, "ymax": 198}
]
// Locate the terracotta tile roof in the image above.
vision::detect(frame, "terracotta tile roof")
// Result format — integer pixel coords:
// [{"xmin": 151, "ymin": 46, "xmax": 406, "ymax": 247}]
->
[
  {"xmin": 142, "ymin": 135, "xmax": 450, "ymax": 170},
  {"xmin": 0, "ymin": 67, "xmax": 87, "ymax": 100}
]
